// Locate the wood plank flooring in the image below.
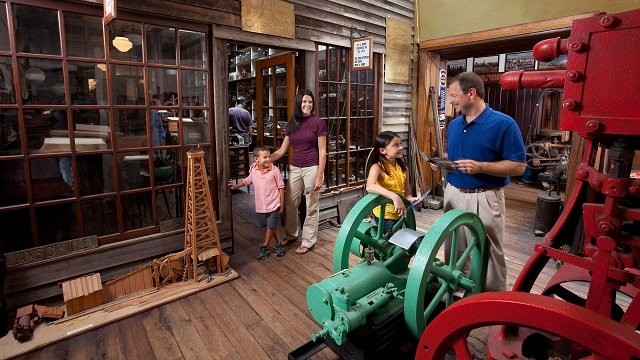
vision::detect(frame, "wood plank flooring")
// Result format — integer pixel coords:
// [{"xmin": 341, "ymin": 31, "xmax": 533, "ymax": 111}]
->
[{"xmin": 11, "ymin": 182, "xmax": 550, "ymax": 360}]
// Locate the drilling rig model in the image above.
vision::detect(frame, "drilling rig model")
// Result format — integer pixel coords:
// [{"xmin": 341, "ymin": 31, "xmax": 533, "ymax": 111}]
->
[{"xmin": 416, "ymin": 9, "xmax": 640, "ymax": 359}]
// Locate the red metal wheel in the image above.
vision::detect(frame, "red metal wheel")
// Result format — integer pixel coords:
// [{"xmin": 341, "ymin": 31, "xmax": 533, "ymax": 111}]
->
[{"xmin": 415, "ymin": 292, "xmax": 640, "ymax": 360}]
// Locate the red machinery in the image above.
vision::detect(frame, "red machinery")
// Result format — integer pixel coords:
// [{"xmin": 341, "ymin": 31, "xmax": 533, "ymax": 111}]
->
[{"xmin": 416, "ymin": 9, "xmax": 640, "ymax": 359}]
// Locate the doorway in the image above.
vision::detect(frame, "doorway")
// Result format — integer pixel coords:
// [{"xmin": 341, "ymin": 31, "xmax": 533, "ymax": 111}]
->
[{"xmin": 226, "ymin": 43, "xmax": 295, "ymax": 182}]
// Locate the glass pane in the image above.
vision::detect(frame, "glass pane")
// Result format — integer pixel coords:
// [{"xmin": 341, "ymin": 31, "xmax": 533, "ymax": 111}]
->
[
  {"xmin": 275, "ymin": 86, "xmax": 286, "ymax": 107},
  {"xmin": 184, "ymin": 112, "xmax": 209, "ymax": 145},
  {"xmin": 156, "ymin": 186, "xmax": 180, "ymax": 222},
  {"xmin": 263, "ymin": 108, "xmax": 274, "ymax": 147},
  {"xmin": 350, "ymin": 70, "xmax": 362, "ymax": 84},
  {"xmin": 0, "ymin": 56, "xmax": 16, "ymax": 104},
  {"xmin": 338, "ymin": 48, "xmax": 348, "ymax": 82},
  {"xmin": 148, "ymin": 67, "xmax": 178, "ymax": 105},
  {"xmin": 118, "ymin": 151, "xmax": 150, "ymax": 191},
  {"xmin": 262, "ymin": 76, "xmax": 271, "ymax": 105},
  {"xmin": 338, "ymin": 84, "xmax": 346, "ymax": 117},
  {"xmin": 366, "ymin": 85, "xmax": 374, "ymax": 114},
  {"xmin": 36, "ymin": 202, "xmax": 80, "ymax": 244},
  {"xmin": 0, "ymin": 2, "xmax": 7, "ymax": 51},
  {"xmin": 157, "ymin": 149, "xmax": 181, "ymax": 183},
  {"xmin": 0, "ymin": 159, "xmax": 26, "ymax": 205},
  {"xmin": 179, "ymin": 30, "xmax": 206, "ymax": 68},
  {"xmin": 81, "ymin": 197, "xmax": 117, "ymax": 236},
  {"xmin": 318, "ymin": 82, "xmax": 327, "ymax": 118},
  {"xmin": 328, "ymin": 83, "xmax": 337, "ymax": 117},
  {"xmin": 78, "ymin": 153, "xmax": 114, "ymax": 196},
  {"xmin": 146, "ymin": 25, "xmax": 176, "ymax": 65},
  {"xmin": 64, "ymin": 13, "xmax": 104, "ymax": 58},
  {"xmin": 24, "ymin": 108, "xmax": 64, "ymax": 153},
  {"xmin": 114, "ymin": 109, "xmax": 147, "ymax": 148},
  {"xmin": 149, "ymin": 108, "xmax": 166, "ymax": 149},
  {"xmin": 366, "ymin": 68, "xmax": 374, "ymax": 83},
  {"xmin": 14, "ymin": 4, "xmax": 60, "ymax": 55},
  {"xmin": 19, "ymin": 58, "xmax": 65, "ymax": 105},
  {"xmin": 69, "ymin": 62, "xmax": 107, "ymax": 105},
  {"xmin": 122, "ymin": 191, "xmax": 153, "ymax": 231},
  {"xmin": 328, "ymin": 47, "xmax": 338, "ymax": 81},
  {"xmin": 318, "ymin": 45, "xmax": 327, "ymax": 77},
  {"xmin": 152, "ymin": 150, "xmax": 178, "ymax": 183},
  {"xmin": 72, "ymin": 108, "xmax": 111, "ymax": 150},
  {"xmin": 0, "ymin": 208, "xmax": 31, "ymax": 252},
  {"xmin": 1, "ymin": 109, "xmax": 20, "ymax": 155},
  {"xmin": 111, "ymin": 64, "xmax": 144, "ymax": 105},
  {"xmin": 30, "ymin": 157, "xmax": 75, "ymax": 201},
  {"xmin": 350, "ymin": 84, "xmax": 357, "ymax": 117},
  {"xmin": 109, "ymin": 20, "xmax": 142, "ymax": 62},
  {"xmin": 180, "ymin": 70, "xmax": 207, "ymax": 107}
]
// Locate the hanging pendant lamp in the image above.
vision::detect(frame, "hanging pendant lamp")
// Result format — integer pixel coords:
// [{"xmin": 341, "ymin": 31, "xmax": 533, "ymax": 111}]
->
[{"xmin": 112, "ymin": 36, "xmax": 133, "ymax": 52}]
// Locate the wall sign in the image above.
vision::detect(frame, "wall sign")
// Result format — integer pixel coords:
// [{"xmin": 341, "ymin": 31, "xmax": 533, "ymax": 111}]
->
[
  {"xmin": 385, "ymin": 17, "xmax": 413, "ymax": 84},
  {"xmin": 241, "ymin": 0, "xmax": 295, "ymax": 39},
  {"xmin": 351, "ymin": 37, "xmax": 372, "ymax": 70},
  {"xmin": 103, "ymin": 0, "xmax": 116, "ymax": 25}
]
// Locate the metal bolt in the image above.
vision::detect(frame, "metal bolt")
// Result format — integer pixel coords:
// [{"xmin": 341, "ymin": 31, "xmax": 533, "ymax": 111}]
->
[
  {"xmin": 600, "ymin": 16, "xmax": 618, "ymax": 28},
  {"xmin": 569, "ymin": 41, "xmax": 585, "ymax": 52},
  {"xmin": 598, "ymin": 221, "xmax": 611, "ymax": 233},
  {"xmin": 566, "ymin": 70, "xmax": 582, "ymax": 82},
  {"xmin": 563, "ymin": 99, "xmax": 578, "ymax": 110},
  {"xmin": 585, "ymin": 120, "xmax": 601, "ymax": 132}
]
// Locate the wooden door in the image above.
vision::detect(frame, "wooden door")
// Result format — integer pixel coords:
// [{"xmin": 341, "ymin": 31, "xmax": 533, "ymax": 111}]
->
[{"xmin": 255, "ymin": 52, "xmax": 296, "ymax": 149}]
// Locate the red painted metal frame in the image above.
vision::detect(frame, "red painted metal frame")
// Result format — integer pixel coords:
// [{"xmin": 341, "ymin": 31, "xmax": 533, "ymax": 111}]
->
[
  {"xmin": 415, "ymin": 292, "xmax": 640, "ymax": 360},
  {"xmin": 418, "ymin": 9, "xmax": 640, "ymax": 359}
]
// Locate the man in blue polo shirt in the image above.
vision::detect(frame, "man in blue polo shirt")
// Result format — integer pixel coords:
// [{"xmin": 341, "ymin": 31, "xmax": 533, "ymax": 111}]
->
[{"xmin": 442, "ymin": 71, "xmax": 526, "ymax": 292}]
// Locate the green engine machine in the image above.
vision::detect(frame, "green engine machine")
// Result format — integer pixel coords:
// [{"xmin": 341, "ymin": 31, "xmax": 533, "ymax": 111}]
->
[{"xmin": 306, "ymin": 194, "xmax": 489, "ymax": 347}]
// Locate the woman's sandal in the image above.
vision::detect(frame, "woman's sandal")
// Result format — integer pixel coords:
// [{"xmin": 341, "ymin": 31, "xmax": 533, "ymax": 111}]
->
[{"xmin": 295, "ymin": 245, "xmax": 313, "ymax": 255}]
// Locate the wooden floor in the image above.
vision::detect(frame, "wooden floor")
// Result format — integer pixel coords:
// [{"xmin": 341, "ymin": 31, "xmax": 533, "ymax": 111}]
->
[{"xmin": 12, "ymin": 182, "xmax": 550, "ymax": 360}]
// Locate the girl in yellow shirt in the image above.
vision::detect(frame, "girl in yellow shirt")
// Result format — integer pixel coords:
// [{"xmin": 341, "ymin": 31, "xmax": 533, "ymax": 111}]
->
[{"xmin": 366, "ymin": 131, "xmax": 416, "ymax": 233}]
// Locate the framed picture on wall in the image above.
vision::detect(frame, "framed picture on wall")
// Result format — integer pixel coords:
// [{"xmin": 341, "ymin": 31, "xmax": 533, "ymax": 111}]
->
[
  {"xmin": 447, "ymin": 59, "xmax": 466, "ymax": 77},
  {"xmin": 472, "ymin": 55, "xmax": 499, "ymax": 74},
  {"xmin": 537, "ymin": 54, "xmax": 568, "ymax": 70},
  {"xmin": 505, "ymin": 51, "xmax": 535, "ymax": 71}
]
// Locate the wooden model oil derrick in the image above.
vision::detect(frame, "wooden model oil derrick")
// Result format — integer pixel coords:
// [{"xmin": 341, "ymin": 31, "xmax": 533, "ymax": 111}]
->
[{"xmin": 183, "ymin": 148, "xmax": 229, "ymax": 282}]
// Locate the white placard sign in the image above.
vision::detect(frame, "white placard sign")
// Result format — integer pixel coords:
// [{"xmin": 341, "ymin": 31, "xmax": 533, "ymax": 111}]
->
[{"xmin": 352, "ymin": 37, "xmax": 373, "ymax": 70}]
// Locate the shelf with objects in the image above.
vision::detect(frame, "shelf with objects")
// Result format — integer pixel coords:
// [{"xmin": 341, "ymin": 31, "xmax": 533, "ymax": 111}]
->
[{"xmin": 227, "ymin": 43, "xmax": 284, "ymax": 149}]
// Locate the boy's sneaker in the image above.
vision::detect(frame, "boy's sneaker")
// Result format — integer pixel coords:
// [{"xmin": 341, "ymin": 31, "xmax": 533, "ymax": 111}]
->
[
  {"xmin": 274, "ymin": 243, "xmax": 285, "ymax": 257},
  {"xmin": 257, "ymin": 245, "xmax": 270, "ymax": 260}
]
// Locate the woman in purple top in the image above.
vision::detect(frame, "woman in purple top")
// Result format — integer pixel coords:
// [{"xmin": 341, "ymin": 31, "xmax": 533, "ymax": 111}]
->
[{"xmin": 272, "ymin": 89, "xmax": 327, "ymax": 255}]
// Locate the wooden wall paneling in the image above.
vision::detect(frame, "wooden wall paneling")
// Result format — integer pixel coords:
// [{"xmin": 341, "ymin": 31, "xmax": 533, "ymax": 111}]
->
[
  {"xmin": 212, "ymin": 24, "xmax": 316, "ymax": 51},
  {"xmin": 212, "ymin": 37, "xmax": 232, "ymax": 230},
  {"xmin": 327, "ymin": 0, "xmax": 415, "ymax": 19},
  {"xmin": 111, "ymin": 0, "xmax": 240, "ymax": 26}
]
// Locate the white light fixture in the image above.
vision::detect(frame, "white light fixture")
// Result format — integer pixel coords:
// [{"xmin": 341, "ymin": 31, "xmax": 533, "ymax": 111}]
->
[
  {"xmin": 25, "ymin": 68, "xmax": 45, "ymax": 82},
  {"xmin": 112, "ymin": 36, "xmax": 133, "ymax": 52},
  {"xmin": 166, "ymin": 69, "xmax": 177, "ymax": 75}
]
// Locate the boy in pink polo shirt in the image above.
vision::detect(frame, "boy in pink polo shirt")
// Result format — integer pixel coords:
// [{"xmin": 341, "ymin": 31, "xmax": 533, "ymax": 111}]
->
[{"xmin": 228, "ymin": 146, "xmax": 286, "ymax": 259}]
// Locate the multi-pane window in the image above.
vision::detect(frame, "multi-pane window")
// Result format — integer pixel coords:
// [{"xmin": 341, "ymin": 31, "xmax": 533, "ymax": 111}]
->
[
  {"xmin": 0, "ymin": 3, "xmax": 211, "ymax": 251},
  {"xmin": 317, "ymin": 44, "xmax": 377, "ymax": 190}
]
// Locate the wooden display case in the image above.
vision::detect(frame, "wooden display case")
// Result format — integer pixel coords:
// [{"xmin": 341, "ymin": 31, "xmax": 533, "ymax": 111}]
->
[{"xmin": 229, "ymin": 145, "xmax": 250, "ymax": 181}]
